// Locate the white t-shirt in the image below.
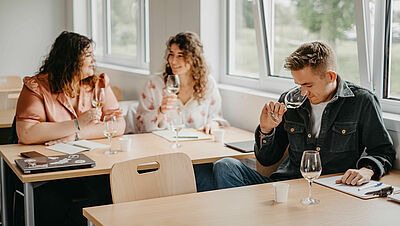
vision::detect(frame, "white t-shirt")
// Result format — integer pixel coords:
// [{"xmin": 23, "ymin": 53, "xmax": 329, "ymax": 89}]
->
[{"xmin": 310, "ymin": 102, "xmax": 329, "ymax": 138}]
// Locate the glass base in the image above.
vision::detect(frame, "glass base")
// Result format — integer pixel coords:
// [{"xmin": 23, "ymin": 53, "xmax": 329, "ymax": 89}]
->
[
  {"xmin": 171, "ymin": 143, "xmax": 181, "ymax": 148},
  {"xmin": 301, "ymin": 197, "xmax": 320, "ymax": 205},
  {"xmin": 104, "ymin": 150, "xmax": 118, "ymax": 154}
]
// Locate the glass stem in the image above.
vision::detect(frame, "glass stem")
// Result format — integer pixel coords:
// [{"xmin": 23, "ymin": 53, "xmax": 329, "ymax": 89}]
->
[
  {"xmin": 175, "ymin": 131, "xmax": 179, "ymax": 147},
  {"xmin": 308, "ymin": 181, "xmax": 313, "ymax": 200},
  {"xmin": 108, "ymin": 136, "xmax": 112, "ymax": 152}
]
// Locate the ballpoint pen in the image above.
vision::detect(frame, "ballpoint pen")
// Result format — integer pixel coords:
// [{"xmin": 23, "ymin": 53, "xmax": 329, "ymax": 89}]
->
[
  {"xmin": 358, "ymin": 182, "xmax": 383, "ymax": 191},
  {"xmin": 364, "ymin": 186, "xmax": 394, "ymax": 196}
]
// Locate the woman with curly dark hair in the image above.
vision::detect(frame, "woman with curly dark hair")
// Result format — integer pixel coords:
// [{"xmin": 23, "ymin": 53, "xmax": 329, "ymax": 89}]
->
[
  {"xmin": 132, "ymin": 31, "xmax": 228, "ymax": 134},
  {"xmin": 16, "ymin": 31, "xmax": 125, "ymax": 144}
]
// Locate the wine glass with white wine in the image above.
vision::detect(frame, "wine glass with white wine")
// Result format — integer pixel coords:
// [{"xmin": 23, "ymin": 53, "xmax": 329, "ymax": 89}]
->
[
  {"xmin": 270, "ymin": 85, "xmax": 308, "ymax": 122},
  {"xmin": 171, "ymin": 110, "xmax": 185, "ymax": 148},
  {"xmin": 165, "ymin": 74, "xmax": 180, "ymax": 95},
  {"xmin": 103, "ymin": 115, "xmax": 118, "ymax": 154},
  {"xmin": 92, "ymin": 87, "xmax": 105, "ymax": 109},
  {"xmin": 300, "ymin": 150, "xmax": 322, "ymax": 205}
]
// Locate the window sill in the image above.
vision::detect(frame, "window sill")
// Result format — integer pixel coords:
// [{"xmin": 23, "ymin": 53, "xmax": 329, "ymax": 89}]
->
[
  {"xmin": 218, "ymin": 83, "xmax": 400, "ymax": 133},
  {"xmin": 96, "ymin": 62, "xmax": 150, "ymax": 76}
]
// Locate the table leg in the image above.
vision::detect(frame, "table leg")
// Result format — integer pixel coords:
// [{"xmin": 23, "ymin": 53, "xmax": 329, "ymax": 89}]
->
[
  {"xmin": 24, "ymin": 182, "xmax": 35, "ymax": 226},
  {"xmin": 0, "ymin": 157, "xmax": 8, "ymax": 226}
]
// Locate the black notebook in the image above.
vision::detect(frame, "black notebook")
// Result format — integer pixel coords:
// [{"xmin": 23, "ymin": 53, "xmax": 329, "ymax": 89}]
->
[
  {"xmin": 15, "ymin": 154, "xmax": 96, "ymax": 174},
  {"xmin": 225, "ymin": 140, "xmax": 255, "ymax": 153}
]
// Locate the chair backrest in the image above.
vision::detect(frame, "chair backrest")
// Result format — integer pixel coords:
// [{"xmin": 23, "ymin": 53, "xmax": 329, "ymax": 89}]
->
[
  {"xmin": 8, "ymin": 116, "xmax": 18, "ymax": 144},
  {"xmin": 0, "ymin": 76, "xmax": 23, "ymax": 110},
  {"xmin": 110, "ymin": 152, "xmax": 197, "ymax": 203},
  {"xmin": 256, "ymin": 145, "xmax": 289, "ymax": 177},
  {"xmin": 0, "ymin": 76, "xmax": 22, "ymax": 91},
  {"xmin": 111, "ymin": 86, "xmax": 123, "ymax": 101}
]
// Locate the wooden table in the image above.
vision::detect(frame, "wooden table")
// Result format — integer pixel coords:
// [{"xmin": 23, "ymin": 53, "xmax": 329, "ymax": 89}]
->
[
  {"xmin": 0, "ymin": 127, "xmax": 254, "ymax": 226},
  {"xmin": 0, "ymin": 109, "xmax": 15, "ymax": 128},
  {"xmin": 83, "ymin": 171, "xmax": 400, "ymax": 226}
]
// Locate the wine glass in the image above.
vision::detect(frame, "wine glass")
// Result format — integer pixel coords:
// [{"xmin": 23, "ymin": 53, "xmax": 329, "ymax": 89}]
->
[
  {"xmin": 171, "ymin": 110, "xmax": 185, "ymax": 148},
  {"xmin": 270, "ymin": 85, "xmax": 308, "ymax": 122},
  {"xmin": 165, "ymin": 74, "xmax": 180, "ymax": 95},
  {"xmin": 103, "ymin": 115, "xmax": 118, "ymax": 154},
  {"xmin": 92, "ymin": 87, "xmax": 105, "ymax": 110},
  {"xmin": 300, "ymin": 150, "xmax": 322, "ymax": 205}
]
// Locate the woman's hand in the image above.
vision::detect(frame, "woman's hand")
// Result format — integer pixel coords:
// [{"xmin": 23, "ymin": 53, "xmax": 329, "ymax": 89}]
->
[
  {"xmin": 45, "ymin": 134, "xmax": 76, "ymax": 146},
  {"xmin": 259, "ymin": 101, "xmax": 287, "ymax": 134},
  {"xmin": 159, "ymin": 93, "xmax": 178, "ymax": 114},
  {"xmin": 202, "ymin": 121, "xmax": 219, "ymax": 134},
  {"xmin": 77, "ymin": 108, "xmax": 102, "ymax": 128}
]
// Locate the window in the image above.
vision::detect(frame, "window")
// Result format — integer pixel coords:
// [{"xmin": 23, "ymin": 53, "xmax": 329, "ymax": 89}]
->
[
  {"xmin": 226, "ymin": 0, "xmax": 260, "ymax": 79},
  {"xmin": 90, "ymin": 0, "xmax": 148, "ymax": 69},
  {"xmin": 386, "ymin": 0, "xmax": 400, "ymax": 99},
  {"xmin": 271, "ymin": 0, "xmax": 360, "ymax": 84}
]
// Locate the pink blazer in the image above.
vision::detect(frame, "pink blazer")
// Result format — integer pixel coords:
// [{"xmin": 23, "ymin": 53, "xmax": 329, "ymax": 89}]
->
[{"xmin": 16, "ymin": 73, "xmax": 121, "ymax": 124}]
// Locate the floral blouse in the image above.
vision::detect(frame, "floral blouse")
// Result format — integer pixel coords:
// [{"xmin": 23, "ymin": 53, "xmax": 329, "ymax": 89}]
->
[{"xmin": 134, "ymin": 74, "xmax": 228, "ymax": 133}]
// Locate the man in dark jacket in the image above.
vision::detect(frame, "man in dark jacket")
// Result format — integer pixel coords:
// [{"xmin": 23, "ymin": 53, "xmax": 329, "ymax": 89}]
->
[{"xmin": 214, "ymin": 41, "xmax": 395, "ymax": 189}]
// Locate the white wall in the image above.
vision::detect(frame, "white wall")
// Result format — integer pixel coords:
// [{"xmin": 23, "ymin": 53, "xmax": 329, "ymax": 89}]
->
[{"xmin": 0, "ymin": 0, "xmax": 70, "ymax": 77}]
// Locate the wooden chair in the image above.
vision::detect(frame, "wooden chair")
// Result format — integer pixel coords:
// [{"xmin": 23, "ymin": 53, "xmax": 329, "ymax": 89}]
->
[
  {"xmin": 0, "ymin": 76, "xmax": 23, "ymax": 110},
  {"xmin": 110, "ymin": 152, "xmax": 197, "ymax": 203},
  {"xmin": 111, "ymin": 86, "xmax": 123, "ymax": 101},
  {"xmin": 256, "ymin": 146, "xmax": 289, "ymax": 177}
]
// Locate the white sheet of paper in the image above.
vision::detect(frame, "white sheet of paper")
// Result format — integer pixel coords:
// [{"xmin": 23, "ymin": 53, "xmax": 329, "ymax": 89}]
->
[
  {"xmin": 46, "ymin": 143, "xmax": 88, "ymax": 155},
  {"xmin": 152, "ymin": 128, "xmax": 212, "ymax": 142},
  {"xmin": 315, "ymin": 175, "xmax": 397, "ymax": 199},
  {"xmin": 70, "ymin": 140, "xmax": 109, "ymax": 149}
]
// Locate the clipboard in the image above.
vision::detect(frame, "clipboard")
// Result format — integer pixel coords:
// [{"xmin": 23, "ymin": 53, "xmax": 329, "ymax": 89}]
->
[{"xmin": 315, "ymin": 175, "xmax": 399, "ymax": 199}]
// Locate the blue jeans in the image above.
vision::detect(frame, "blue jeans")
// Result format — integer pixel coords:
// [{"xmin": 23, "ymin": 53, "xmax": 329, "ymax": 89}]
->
[
  {"xmin": 194, "ymin": 163, "xmax": 216, "ymax": 192},
  {"xmin": 213, "ymin": 158, "xmax": 271, "ymax": 189}
]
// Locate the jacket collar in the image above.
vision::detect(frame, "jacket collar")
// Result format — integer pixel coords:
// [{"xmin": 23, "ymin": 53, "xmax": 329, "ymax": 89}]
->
[{"xmin": 330, "ymin": 74, "xmax": 355, "ymax": 102}]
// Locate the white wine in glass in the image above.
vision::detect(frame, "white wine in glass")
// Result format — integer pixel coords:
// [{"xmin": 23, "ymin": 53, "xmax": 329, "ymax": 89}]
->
[
  {"xmin": 165, "ymin": 74, "xmax": 180, "ymax": 95},
  {"xmin": 92, "ymin": 87, "xmax": 105, "ymax": 109},
  {"xmin": 103, "ymin": 115, "xmax": 117, "ymax": 154},
  {"xmin": 270, "ymin": 85, "xmax": 308, "ymax": 122},
  {"xmin": 300, "ymin": 150, "xmax": 322, "ymax": 205}
]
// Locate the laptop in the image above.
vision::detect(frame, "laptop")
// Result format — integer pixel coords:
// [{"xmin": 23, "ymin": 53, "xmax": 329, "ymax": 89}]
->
[
  {"xmin": 225, "ymin": 140, "xmax": 255, "ymax": 153},
  {"xmin": 15, "ymin": 154, "xmax": 96, "ymax": 174}
]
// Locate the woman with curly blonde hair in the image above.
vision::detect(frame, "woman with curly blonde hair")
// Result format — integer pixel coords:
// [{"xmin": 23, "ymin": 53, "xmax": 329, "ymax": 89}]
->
[{"xmin": 132, "ymin": 31, "xmax": 228, "ymax": 134}]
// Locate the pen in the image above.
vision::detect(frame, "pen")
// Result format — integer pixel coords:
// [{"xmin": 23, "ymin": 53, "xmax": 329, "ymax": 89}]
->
[
  {"xmin": 358, "ymin": 182, "xmax": 383, "ymax": 191},
  {"xmin": 173, "ymin": 136, "xmax": 198, "ymax": 138}
]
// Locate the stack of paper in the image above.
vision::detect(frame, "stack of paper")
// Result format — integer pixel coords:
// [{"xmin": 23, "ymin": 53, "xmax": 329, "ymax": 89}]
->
[
  {"xmin": 46, "ymin": 140, "xmax": 109, "ymax": 154},
  {"xmin": 152, "ymin": 128, "xmax": 212, "ymax": 142}
]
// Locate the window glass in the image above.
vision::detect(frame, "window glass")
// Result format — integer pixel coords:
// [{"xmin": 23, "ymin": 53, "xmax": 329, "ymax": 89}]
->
[
  {"xmin": 110, "ymin": 0, "xmax": 138, "ymax": 58},
  {"xmin": 389, "ymin": 0, "xmax": 400, "ymax": 99},
  {"xmin": 273, "ymin": 0, "xmax": 360, "ymax": 84},
  {"xmin": 227, "ymin": 0, "xmax": 259, "ymax": 78},
  {"xmin": 92, "ymin": 0, "xmax": 105, "ymax": 56}
]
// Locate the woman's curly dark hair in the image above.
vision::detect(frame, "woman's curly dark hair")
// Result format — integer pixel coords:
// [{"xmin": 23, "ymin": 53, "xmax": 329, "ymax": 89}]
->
[
  {"xmin": 163, "ymin": 32, "xmax": 209, "ymax": 101},
  {"xmin": 38, "ymin": 31, "xmax": 97, "ymax": 97}
]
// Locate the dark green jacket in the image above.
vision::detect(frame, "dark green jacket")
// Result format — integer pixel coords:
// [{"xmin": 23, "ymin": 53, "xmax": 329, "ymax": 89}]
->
[{"xmin": 255, "ymin": 76, "xmax": 395, "ymax": 181}]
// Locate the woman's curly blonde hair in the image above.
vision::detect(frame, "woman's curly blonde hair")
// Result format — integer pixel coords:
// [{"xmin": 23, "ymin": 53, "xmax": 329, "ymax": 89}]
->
[{"xmin": 163, "ymin": 32, "xmax": 209, "ymax": 102}]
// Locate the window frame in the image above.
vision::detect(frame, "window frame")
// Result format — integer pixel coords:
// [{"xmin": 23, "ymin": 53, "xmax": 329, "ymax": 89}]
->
[{"xmin": 89, "ymin": 0, "xmax": 149, "ymax": 70}]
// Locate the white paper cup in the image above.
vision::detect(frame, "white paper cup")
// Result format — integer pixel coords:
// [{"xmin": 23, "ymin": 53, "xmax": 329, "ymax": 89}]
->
[
  {"xmin": 213, "ymin": 129, "xmax": 224, "ymax": 143},
  {"xmin": 119, "ymin": 137, "xmax": 132, "ymax": 152},
  {"xmin": 273, "ymin": 182, "xmax": 289, "ymax": 203}
]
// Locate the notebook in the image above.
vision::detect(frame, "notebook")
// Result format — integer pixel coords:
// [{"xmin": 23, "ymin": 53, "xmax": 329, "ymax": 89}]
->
[
  {"xmin": 15, "ymin": 154, "xmax": 96, "ymax": 174},
  {"xmin": 225, "ymin": 140, "xmax": 255, "ymax": 153},
  {"xmin": 46, "ymin": 140, "xmax": 109, "ymax": 154}
]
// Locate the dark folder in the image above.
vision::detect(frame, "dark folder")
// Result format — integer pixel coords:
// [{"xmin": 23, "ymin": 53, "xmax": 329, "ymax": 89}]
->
[
  {"xmin": 225, "ymin": 140, "xmax": 255, "ymax": 153},
  {"xmin": 15, "ymin": 154, "xmax": 96, "ymax": 174}
]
